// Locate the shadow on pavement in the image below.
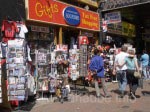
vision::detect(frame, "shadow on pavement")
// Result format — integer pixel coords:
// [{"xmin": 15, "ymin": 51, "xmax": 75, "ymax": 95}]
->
[
  {"xmin": 142, "ymin": 91, "xmax": 150, "ymax": 96},
  {"xmin": 111, "ymin": 89, "xmax": 128, "ymax": 95},
  {"xmin": 12, "ymin": 96, "xmax": 36, "ymax": 112}
]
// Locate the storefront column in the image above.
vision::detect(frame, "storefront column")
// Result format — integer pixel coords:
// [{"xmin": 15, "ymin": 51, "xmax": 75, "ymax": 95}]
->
[
  {"xmin": 95, "ymin": 37, "xmax": 98, "ymax": 45},
  {"xmin": 79, "ymin": 30, "xmax": 82, "ymax": 35},
  {"xmin": 59, "ymin": 27, "xmax": 63, "ymax": 44},
  {"xmin": 54, "ymin": 31, "xmax": 57, "ymax": 44}
]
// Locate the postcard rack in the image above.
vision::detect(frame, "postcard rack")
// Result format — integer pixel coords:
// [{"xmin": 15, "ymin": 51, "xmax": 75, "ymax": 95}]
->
[
  {"xmin": 6, "ymin": 39, "xmax": 27, "ymax": 101},
  {"xmin": 35, "ymin": 49, "xmax": 50, "ymax": 100}
]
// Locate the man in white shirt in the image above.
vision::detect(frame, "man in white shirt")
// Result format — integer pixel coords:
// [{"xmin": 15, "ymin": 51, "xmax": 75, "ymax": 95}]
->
[{"xmin": 113, "ymin": 46, "xmax": 128, "ymax": 98}]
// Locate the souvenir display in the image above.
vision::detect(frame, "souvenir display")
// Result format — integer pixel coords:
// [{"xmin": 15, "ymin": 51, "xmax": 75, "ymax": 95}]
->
[
  {"xmin": 79, "ymin": 44, "xmax": 88, "ymax": 77},
  {"xmin": 7, "ymin": 39, "xmax": 27, "ymax": 101},
  {"xmin": 36, "ymin": 49, "xmax": 50, "ymax": 92}
]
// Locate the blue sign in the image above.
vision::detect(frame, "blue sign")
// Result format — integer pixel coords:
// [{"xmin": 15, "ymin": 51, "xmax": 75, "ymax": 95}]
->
[{"xmin": 63, "ymin": 7, "xmax": 80, "ymax": 26}]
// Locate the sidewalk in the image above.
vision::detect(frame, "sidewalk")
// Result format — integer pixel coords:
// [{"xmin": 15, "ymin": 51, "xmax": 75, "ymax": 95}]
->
[{"xmin": 1, "ymin": 80, "xmax": 150, "ymax": 112}]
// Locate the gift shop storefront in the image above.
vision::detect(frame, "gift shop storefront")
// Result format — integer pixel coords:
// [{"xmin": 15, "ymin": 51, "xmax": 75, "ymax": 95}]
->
[{"xmin": 25, "ymin": 0, "xmax": 100, "ymax": 48}]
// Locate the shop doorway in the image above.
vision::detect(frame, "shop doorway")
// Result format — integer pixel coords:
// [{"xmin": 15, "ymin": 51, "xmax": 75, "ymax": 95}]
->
[{"xmin": 63, "ymin": 29, "xmax": 79, "ymax": 49}]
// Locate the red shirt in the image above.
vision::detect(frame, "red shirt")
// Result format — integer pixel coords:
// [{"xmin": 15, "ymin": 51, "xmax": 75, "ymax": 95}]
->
[{"xmin": 1, "ymin": 20, "xmax": 19, "ymax": 42}]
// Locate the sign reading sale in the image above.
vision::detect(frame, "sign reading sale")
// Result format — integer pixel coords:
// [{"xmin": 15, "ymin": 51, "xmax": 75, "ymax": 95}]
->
[{"xmin": 26, "ymin": 0, "xmax": 100, "ymax": 31}]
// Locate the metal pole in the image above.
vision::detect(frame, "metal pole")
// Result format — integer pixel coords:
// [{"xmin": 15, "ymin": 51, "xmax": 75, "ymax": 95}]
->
[{"xmin": 98, "ymin": 2, "xmax": 104, "ymax": 45}]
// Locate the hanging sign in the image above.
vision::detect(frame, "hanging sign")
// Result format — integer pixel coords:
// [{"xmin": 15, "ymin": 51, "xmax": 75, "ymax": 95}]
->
[{"xmin": 105, "ymin": 11, "xmax": 121, "ymax": 24}]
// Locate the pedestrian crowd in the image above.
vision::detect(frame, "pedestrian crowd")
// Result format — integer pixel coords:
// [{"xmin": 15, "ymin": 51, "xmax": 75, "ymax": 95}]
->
[{"xmin": 89, "ymin": 45, "xmax": 150, "ymax": 100}]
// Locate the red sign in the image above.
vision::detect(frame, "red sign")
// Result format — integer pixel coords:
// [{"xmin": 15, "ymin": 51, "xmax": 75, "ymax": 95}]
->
[{"xmin": 26, "ymin": 0, "xmax": 100, "ymax": 31}]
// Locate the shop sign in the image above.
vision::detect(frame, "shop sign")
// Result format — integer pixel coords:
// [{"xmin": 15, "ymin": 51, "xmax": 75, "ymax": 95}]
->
[
  {"xmin": 26, "ymin": 0, "xmax": 100, "ymax": 31},
  {"xmin": 63, "ymin": 6, "xmax": 80, "ymax": 26},
  {"xmin": 105, "ymin": 11, "xmax": 121, "ymax": 24},
  {"xmin": 107, "ymin": 21, "xmax": 135, "ymax": 37},
  {"xmin": 31, "ymin": 26, "xmax": 49, "ymax": 33}
]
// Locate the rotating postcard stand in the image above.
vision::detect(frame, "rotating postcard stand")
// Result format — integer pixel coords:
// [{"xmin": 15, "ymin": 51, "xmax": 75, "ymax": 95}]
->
[
  {"xmin": 69, "ymin": 48, "xmax": 80, "ymax": 94},
  {"xmin": 78, "ymin": 36, "xmax": 89, "ymax": 95},
  {"xmin": 36, "ymin": 49, "xmax": 49, "ymax": 101}
]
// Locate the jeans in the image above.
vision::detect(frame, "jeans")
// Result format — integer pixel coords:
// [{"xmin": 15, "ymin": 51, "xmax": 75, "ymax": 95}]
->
[
  {"xmin": 126, "ymin": 69, "xmax": 138, "ymax": 93},
  {"xmin": 116, "ymin": 70, "xmax": 127, "ymax": 93},
  {"xmin": 94, "ymin": 77, "xmax": 109, "ymax": 97},
  {"xmin": 142, "ymin": 66, "xmax": 149, "ymax": 79}
]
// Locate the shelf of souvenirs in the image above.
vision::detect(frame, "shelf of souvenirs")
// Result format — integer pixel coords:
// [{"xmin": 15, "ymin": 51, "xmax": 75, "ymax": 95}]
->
[{"xmin": 27, "ymin": 38, "xmax": 51, "ymax": 41}]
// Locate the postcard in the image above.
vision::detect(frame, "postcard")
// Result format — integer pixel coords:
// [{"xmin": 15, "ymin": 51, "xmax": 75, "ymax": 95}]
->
[
  {"xmin": 14, "ymin": 69, "xmax": 19, "ymax": 76},
  {"xmin": 17, "ymin": 84, "xmax": 24, "ymax": 90},
  {"xmin": 9, "ymin": 90, "xmax": 16, "ymax": 96},
  {"xmin": 14, "ymin": 58, "xmax": 24, "ymax": 64},
  {"xmin": 8, "ymin": 95, "xmax": 18, "ymax": 101},
  {"xmin": 8, "ymin": 77, "xmax": 16, "ymax": 84},
  {"xmin": 18, "ymin": 76, "xmax": 25, "ymax": 83},
  {"xmin": 17, "ymin": 90, "xmax": 25, "ymax": 96},
  {"xmin": 9, "ymin": 69, "xmax": 14, "ymax": 76},
  {"xmin": 17, "ymin": 95, "xmax": 25, "ymax": 101},
  {"xmin": 9, "ymin": 47, "xmax": 16, "ymax": 53},
  {"xmin": 8, "ymin": 53, "xmax": 16, "ymax": 58},
  {"xmin": 9, "ymin": 85, "xmax": 17, "ymax": 91}
]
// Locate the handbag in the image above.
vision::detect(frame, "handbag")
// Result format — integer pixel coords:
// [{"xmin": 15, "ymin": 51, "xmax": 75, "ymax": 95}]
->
[{"xmin": 134, "ymin": 71, "xmax": 141, "ymax": 78}]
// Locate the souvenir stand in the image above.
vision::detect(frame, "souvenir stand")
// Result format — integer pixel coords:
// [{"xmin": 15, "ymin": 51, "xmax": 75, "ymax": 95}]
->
[
  {"xmin": 36, "ymin": 49, "xmax": 50, "ymax": 101},
  {"xmin": 6, "ymin": 39, "xmax": 27, "ymax": 110},
  {"xmin": 69, "ymin": 46, "xmax": 79, "ymax": 94},
  {"xmin": 78, "ymin": 36, "xmax": 89, "ymax": 95},
  {"xmin": 52, "ymin": 45, "xmax": 70, "ymax": 103},
  {"xmin": 0, "ymin": 18, "xmax": 29, "ymax": 110}
]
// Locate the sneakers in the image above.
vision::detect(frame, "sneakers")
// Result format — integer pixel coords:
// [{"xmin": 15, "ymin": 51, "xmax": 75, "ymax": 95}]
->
[
  {"xmin": 118, "ymin": 92, "xmax": 124, "ymax": 98},
  {"xmin": 96, "ymin": 96, "xmax": 102, "ymax": 99},
  {"xmin": 118, "ymin": 94, "xmax": 124, "ymax": 98},
  {"xmin": 129, "ymin": 92, "xmax": 136, "ymax": 99},
  {"xmin": 105, "ymin": 95, "xmax": 112, "ymax": 98}
]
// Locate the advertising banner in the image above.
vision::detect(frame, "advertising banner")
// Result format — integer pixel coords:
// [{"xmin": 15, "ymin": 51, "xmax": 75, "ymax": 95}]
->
[{"xmin": 26, "ymin": 0, "xmax": 100, "ymax": 31}]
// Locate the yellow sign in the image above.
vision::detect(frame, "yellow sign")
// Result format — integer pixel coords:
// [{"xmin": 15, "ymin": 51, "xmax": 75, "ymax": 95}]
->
[
  {"xmin": 122, "ymin": 22, "xmax": 135, "ymax": 37},
  {"xmin": 78, "ymin": 0, "xmax": 98, "ymax": 7},
  {"xmin": 107, "ymin": 21, "xmax": 136, "ymax": 37}
]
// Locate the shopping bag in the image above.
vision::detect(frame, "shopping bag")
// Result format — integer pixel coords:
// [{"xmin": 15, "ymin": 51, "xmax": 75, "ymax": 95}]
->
[{"xmin": 134, "ymin": 71, "xmax": 141, "ymax": 78}]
